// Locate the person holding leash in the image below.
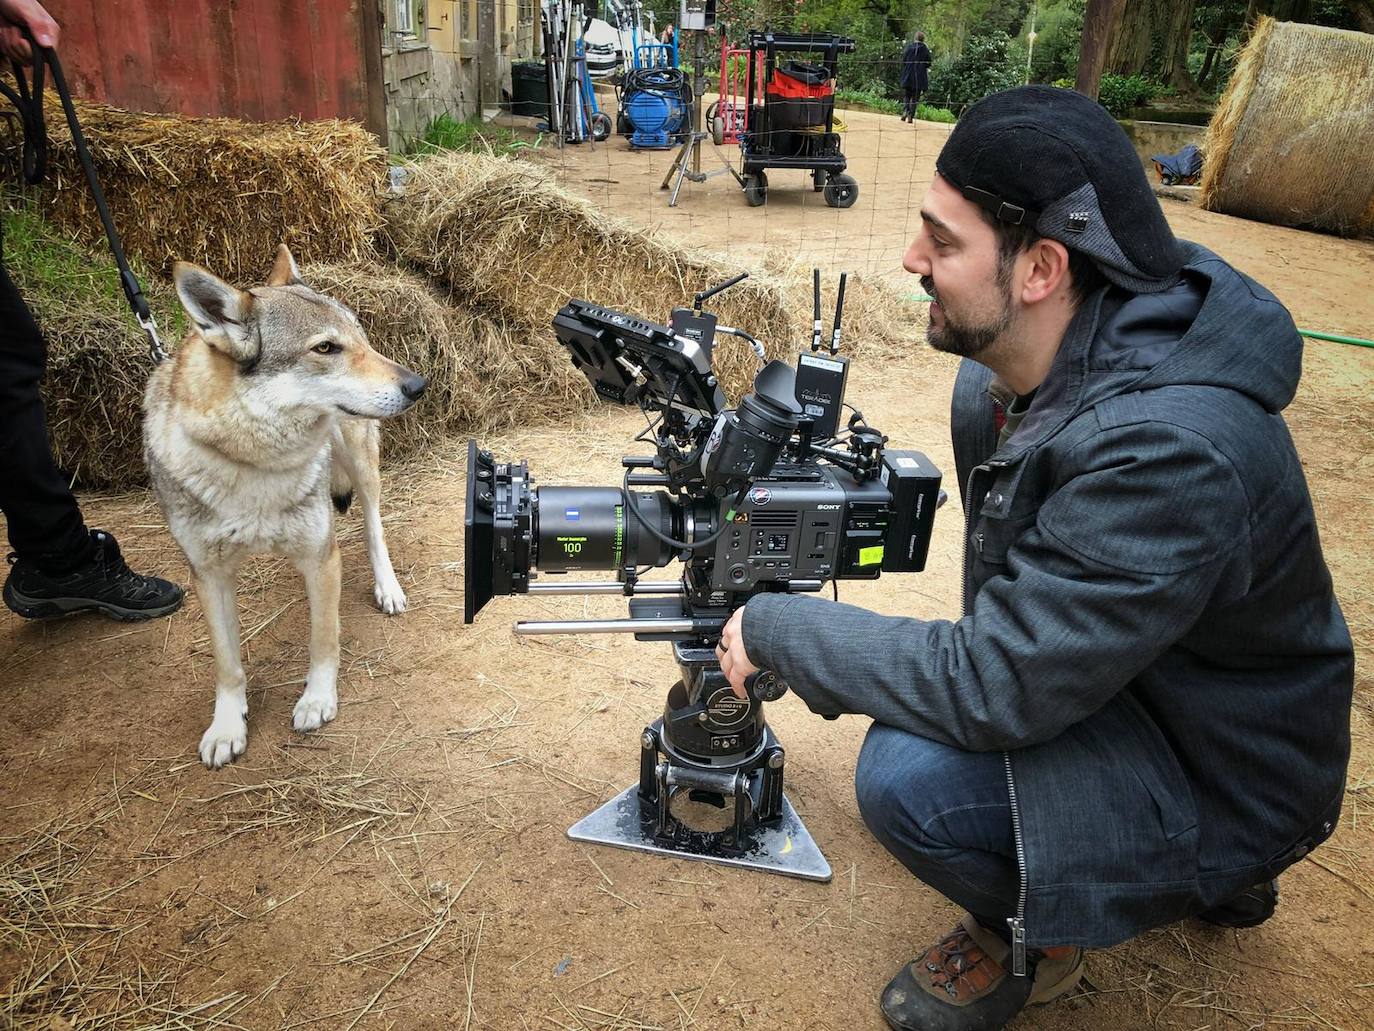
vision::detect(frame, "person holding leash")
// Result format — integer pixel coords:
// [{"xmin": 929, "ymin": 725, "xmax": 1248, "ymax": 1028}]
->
[{"xmin": 1, "ymin": 0, "xmax": 183, "ymax": 621}]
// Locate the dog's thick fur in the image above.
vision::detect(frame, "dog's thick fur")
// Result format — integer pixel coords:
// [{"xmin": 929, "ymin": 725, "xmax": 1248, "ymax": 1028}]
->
[{"xmin": 145, "ymin": 245, "xmax": 425, "ymax": 768}]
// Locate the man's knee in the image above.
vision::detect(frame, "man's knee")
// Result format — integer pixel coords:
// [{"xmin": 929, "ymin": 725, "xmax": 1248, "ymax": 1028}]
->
[
  {"xmin": 855, "ymin": 723, "xmax": 952, "ymax": 843},
  {"xmin": 854, "ymin": 723, "xmax": 1010, "ymax": 849}
]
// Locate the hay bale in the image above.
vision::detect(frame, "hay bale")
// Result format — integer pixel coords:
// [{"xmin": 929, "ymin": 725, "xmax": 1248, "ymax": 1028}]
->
[
  {"xmin": 384, "ymin": 151, "xmax": 805, "ymax": 350},
  {"xmin": 1, "ymin": 201, "xmax": 183, "ymax": 488},
  {"xmin": 304, "ymin": 261, "xmax": 598, "ymax": 455},
  {"xmin": 383, "ymin": 150, "xmax": 925, "ymax": 397},
  {"xmin": 2, "ymin": 98, "xmax": 386, "ymax": 282},
  {"xmin": 1200, "ymin": 17, "xmax": 1374, "ymax": 236}
]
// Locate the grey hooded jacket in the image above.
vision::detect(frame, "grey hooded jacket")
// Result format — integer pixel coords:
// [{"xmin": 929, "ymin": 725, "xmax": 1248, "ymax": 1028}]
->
[{"xmin": 741, "ymin": 243, "xmax": 1354, "ymax": 949}]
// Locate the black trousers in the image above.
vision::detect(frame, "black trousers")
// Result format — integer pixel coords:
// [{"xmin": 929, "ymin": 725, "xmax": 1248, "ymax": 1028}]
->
[
  {"xmin": 0, "ymin": 256, "xmax": 92, "ymax": 570},
  {"xmin": 902, "ymin": 87, "xmax": 924, "ymax": 119}
]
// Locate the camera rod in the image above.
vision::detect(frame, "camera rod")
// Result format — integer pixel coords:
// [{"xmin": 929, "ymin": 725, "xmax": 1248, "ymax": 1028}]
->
[
  {"xmin": 516, "ymin": 617, "xmax": 701, "ymax": 635},
  {"xmin": 527, "ymin": 581, "xmax": 683, "ymax": 596}
]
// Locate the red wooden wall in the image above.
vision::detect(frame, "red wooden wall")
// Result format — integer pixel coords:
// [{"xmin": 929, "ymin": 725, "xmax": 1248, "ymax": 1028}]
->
[{"xmin": 43, "ymin": 0, "xmax": 384, "ymax": 136}]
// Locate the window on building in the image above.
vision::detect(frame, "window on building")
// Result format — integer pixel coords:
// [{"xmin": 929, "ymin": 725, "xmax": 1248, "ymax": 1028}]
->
[{"xmin": 393, "ymin": 0, "xmax": 426, "ymax": 39}]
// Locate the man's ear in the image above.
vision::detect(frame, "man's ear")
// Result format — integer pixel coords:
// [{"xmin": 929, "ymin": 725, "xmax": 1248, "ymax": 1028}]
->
[
  {"xmin": 1021, "ymin": 239, "xmax": 1072, "ymax": 305},
  {"xmin": 172, "ymin": 261, "xmax": 257, "ymax": 365},
  {"xmin": 264, "ymin": 243, "xmax": 304, "ymax": 288}
]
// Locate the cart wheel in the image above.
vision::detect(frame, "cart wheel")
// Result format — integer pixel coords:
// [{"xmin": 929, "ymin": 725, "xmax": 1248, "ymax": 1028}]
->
[
  {"xmin": 1161, "ymin": 173, "xmax": 1177, "ymax": 186},
  {"xmin": 823, "ymin": 173, "xmax": 859, "ymax": 209},
  {"xmin": 712, "ymin": 116, "xmax": 726, "ymax": 147},
  {"xmin": 743, "ymin": 172, "xmax": 768, "ymax": 207},
  {"xmin": 590, "ymin": 112, "xmax": 613, "ymax": 142},
  {"xmin": 812, "ymin": 169, "xmax": 829, "ymax": 192}
]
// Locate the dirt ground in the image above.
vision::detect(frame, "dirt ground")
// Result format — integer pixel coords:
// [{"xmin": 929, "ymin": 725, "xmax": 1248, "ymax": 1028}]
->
[{"xmin": 2, "ymin": 106, "xmax": 1372, "ymax": 1030}]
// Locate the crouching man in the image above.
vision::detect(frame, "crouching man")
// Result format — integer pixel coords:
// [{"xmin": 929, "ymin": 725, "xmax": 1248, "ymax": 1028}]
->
[{"xmin": 715, "ymin": 86, "xmax": 1354, "ymax": 1031}]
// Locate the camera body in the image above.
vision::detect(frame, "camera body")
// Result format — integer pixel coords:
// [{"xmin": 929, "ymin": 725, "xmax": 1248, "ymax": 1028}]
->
[{"xmin": 465, "ymin": 297, "xmax": 942, "ymax": 627}]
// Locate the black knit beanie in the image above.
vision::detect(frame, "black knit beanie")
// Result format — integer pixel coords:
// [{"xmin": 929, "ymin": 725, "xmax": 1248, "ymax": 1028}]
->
[{"xmin": 935, "ymin": 85, "xmax": 1183, "ymax": 292}]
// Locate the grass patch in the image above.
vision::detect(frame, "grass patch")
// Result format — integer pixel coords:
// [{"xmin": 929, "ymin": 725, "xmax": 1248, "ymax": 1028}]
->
[
  {"xmin": 406, "ymin": 113, "xmax": 540, "ymax": 159},
  {"xmin": 0, "ymin": 192, "xmax": 182, "ymax": 335},
  {"xmin": 835, "ymin": 89, "xmax": 956, "ymax": 122}
]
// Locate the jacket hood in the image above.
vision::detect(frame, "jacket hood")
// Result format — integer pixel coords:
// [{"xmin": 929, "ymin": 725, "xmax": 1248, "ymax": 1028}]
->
[{"xmin": 1084, "ymin": 241, "xmax": 1303, "ymax": 414}]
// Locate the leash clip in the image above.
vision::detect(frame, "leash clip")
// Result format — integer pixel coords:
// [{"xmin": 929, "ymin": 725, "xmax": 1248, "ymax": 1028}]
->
[{"xmin": 139, "ymin": 311, "xmax": 169, "ymax": 365}]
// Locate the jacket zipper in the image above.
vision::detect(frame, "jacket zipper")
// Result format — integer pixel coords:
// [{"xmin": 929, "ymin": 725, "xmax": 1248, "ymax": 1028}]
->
[
  {"xmin": 965, "ymin": 458, "xmax": 1030, "ymax": 978},
  {"xmin": 1003, "ymin": 752, "xmax": 1029, "ymax": 976}
]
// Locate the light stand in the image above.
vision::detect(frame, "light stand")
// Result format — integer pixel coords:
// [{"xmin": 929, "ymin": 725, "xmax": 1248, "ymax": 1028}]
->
[{"xmin": 660, "ymin": 0, "xmax": 742, "ymax": 206}]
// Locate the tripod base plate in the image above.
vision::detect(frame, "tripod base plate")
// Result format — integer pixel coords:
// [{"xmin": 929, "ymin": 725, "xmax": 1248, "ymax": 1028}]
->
[{"xmin": 567, "ymin": 785, "xmax": 832, "ymax": 881}]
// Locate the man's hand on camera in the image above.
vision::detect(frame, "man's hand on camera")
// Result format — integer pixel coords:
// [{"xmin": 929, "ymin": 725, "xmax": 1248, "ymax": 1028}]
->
[
  {"xmin": 0, "ymin": 0, "xmax": 59, "ymax": 64},
  {"xmin": 716, "ymin": 606, "xmax": 759, "ymax": 698}
]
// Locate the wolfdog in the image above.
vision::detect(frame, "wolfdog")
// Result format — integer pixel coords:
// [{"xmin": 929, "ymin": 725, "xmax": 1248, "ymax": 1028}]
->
[{"xmin": 145, "ymin": 245, "xmax": 426, "ymax": 768}]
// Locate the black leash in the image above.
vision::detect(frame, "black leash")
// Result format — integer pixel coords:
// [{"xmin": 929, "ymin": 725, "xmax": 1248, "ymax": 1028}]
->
[{"xmin": 2, "ymin": 27, "xmax": 168, "ymax": 364}]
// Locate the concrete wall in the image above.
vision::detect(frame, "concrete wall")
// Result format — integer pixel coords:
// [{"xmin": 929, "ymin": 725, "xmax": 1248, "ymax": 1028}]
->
[
  {"xmin": 1119, "ymin": 119, "xmax": 1207, "ymax": 182},
  {"xmin": 382, "ymin": 0, "xmax": 537, "ymax": 150}
]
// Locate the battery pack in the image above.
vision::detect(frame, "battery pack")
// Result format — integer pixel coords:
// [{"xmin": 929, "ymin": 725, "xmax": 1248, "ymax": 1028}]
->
[
  {"xmin": 879, "ymin": 450, "xmax": 942, "ymax": 572},
  {"xmin": 795, "ymin": 352, "xmax": 849, "ymax": 438}
]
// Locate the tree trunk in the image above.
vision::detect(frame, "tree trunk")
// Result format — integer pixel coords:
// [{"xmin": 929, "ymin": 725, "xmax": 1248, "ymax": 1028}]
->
[
  {"xmin": 1159, "ymin": 0, "xmax": 1197, "ymax": 92},
  {"xmin": 1198, "ymin": 41, "xmax": 1218, "ymax": 85},
  {"xmin": 1106, "ymin": 0, "xmax": 1162, "ymax": 76},
  {"xmin": 1347, "ymin": 0, "xmax": 1374, "ymax": 33},
  {"xmin": 863, "ymin": 1, "xmax": 907, "ymax": 41},
  {"xmin": 1076, "ymin": 0, "xmax": 1127, "ymax": 100}
]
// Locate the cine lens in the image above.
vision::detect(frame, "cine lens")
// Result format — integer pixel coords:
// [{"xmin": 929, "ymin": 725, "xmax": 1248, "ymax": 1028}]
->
[{"xmin": 465, "ymin": 441, "xmax": 705, "ymax": 623}]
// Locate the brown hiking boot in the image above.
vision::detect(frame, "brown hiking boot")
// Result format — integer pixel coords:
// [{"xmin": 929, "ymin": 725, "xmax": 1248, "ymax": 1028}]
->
[{"xmin": 880, "ymin": 915, "xmax": 1085, "ymax": 1031}]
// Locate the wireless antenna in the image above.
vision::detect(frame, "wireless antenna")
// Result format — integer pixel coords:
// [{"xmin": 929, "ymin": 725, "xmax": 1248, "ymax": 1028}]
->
[
  {"xmin": 829, "ymin": 271, "xmax": 847, "ymax": 355},
  {"xmin": 811, "ymin": 267, "xmax": 823, "ymax": 352},
  {"xmin": 694, "ymin": 271, "xmax": 750, "ymax": 313}
]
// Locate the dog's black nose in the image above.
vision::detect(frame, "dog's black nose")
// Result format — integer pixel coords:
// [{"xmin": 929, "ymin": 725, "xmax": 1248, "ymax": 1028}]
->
[{"xmin": 401, "ymin": 374, "xmax": 427, "ymax": 401}]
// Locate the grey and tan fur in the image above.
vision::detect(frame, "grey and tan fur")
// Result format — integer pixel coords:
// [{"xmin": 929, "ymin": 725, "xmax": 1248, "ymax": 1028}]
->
[{"xmin": 145, "ymin": 245, "xmax": 426, "ymax": 769}]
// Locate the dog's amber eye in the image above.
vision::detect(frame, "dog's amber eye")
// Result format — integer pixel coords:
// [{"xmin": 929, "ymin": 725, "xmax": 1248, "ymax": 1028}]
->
[{"xmin": 312, "ymin": 341, "xmax": 342, "ymax": 355}]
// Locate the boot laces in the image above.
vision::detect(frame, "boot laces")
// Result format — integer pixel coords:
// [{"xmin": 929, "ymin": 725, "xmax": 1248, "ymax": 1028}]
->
[{"xmin": 925, "ymin": 926, "xmax": 995, "ymax": 998}]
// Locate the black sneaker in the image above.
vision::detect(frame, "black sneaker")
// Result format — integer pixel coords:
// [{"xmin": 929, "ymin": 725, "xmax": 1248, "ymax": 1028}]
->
[
  {"xmin": 1196, "ymin": 879, "xmax": 1279, "ymax": 929},
  {"xmin": 4, "ymin": 529, "xmax": 184, "ymax": 622}
]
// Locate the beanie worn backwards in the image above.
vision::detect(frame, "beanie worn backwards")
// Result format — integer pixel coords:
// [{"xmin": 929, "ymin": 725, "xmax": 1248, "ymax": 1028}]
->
[{"xmin": 935, "ymin": 85, "xmax": 1184, "ymax": 293}]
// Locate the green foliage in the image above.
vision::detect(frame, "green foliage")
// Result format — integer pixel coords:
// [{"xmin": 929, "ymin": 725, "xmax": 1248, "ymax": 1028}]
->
[
  {"xmin": 836, "ymin": 87, "xmax": 903, "ymax": 114},
  {"xmin": 1025, "ymin": 0, "xmax": 1083, "ymax": 84},
  {"xmin": 0, "ymin": 192, "xmax": 184, "ymax": 333},
  {"xmin": 1097, "ymin": 73, "xmax": 1162, "ymax": 117},
  {"xmin": 407, "ymin": 114, "xmax": 539, "ymax": 158},
  {"xmin": 927, "ymin": 31, "xmax": 1027, "ymax": 111},
  {"xmin": 834, "ymin": 87, "xmax": 957, "ymax": 122},
  {"xmin": 915, "ymin": 102, "xmax": 958, "ymax": 123}
]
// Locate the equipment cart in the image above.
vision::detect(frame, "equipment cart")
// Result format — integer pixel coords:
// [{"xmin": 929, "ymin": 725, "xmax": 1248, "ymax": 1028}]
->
[{"xmin": 738, "ymin": 30, "xmax": 858, "ymax": 208}]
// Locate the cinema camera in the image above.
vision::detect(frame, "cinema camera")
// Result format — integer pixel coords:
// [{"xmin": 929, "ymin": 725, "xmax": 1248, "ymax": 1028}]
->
[{"xmin": 465, "ymin": 271, "xmax": 943, "ymax": 881}]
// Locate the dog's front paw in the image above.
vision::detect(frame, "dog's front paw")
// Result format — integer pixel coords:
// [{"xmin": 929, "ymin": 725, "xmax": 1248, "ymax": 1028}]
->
[
  {"xmin": 374, "ymin": 573, "xmax": 408, "ymax": 615},
  {"xmin": 200, "ymin": 714, "xmax": 248, "ymax": 769},
  {"xmin": 293, "ymin": 686, "xmax": 338, "ymax": 732}
]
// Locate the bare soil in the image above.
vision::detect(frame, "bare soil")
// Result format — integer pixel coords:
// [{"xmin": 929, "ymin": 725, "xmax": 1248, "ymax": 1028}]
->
[{"xmin": 2, "ymin": 106, "xmax": 1371, "ymax": 1030}]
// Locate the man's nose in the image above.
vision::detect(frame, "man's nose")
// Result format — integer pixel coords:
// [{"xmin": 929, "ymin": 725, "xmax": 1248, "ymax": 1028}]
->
[{"xmin": 903, "ymin": 238, "xmax": 931, "ymax": 277}]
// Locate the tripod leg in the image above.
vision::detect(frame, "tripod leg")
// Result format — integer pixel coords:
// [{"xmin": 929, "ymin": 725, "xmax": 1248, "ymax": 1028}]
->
[
  {"xmin": 659, "ymin": 144, "xmax": 686, "ymax": 191},
  {"xmin": 667, "ymin": 137, "xmax": 695, "ymax": 207}
]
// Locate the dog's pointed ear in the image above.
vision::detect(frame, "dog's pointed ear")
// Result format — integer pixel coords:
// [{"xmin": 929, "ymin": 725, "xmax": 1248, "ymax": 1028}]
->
[
  {"xmin": 173, "ymin": 261, "xmax": 257, "ymax": 363},
  {"xmin": 265, "ymin": 243, "xmax": 304, "ymax": 288}
]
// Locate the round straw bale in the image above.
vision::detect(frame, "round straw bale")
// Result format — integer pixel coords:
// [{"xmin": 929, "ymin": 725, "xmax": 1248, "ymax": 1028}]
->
[{"xmin": 1200, "ymin": 17, "xmax": 1374, "ymax": 237}]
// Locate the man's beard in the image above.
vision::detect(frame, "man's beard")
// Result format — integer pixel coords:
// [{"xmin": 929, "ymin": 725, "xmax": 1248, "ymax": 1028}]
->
[{"xmin": 921, "ymin": 274, "xmax": 1014, "ymax": 359}]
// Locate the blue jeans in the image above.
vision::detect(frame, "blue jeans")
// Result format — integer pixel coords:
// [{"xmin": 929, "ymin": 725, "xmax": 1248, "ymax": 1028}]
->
[{"xmin": 855, "ymin": 722, "xmax": 1019, "ymax": 934}]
